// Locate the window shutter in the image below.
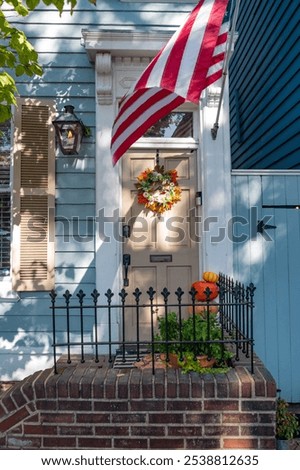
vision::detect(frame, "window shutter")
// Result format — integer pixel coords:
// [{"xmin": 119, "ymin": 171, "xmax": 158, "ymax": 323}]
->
[
  {"xmin": 12, "ymin": 98, "xmax": 55, "ymax": 291},
  {"xmin": 0, "ymin": 121, "xmax": 11, "ymax": 276}
]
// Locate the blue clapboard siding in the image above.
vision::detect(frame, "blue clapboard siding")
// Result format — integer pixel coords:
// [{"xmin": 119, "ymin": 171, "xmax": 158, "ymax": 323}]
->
[
  {"xmin": 229, "ymin": 0, "xmax": 300, "ymax": 169},
  {"xmin": 0, "ymin": 0, "xmax": 198, "ymax": 380},
  {"xmin": 232, "ymin": 173, "xmax": 300, "ymax": 402}
]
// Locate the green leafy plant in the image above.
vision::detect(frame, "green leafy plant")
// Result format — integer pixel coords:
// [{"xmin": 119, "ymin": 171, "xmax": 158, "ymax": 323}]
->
[
  {"xmin": 0, "ymin": 0, "xmax": 96, "ymax": 123},
  {"xmin": 83, "ymin": 125, "xmax": 92, "ymax": 138},
  {"xmin": 276, "ymin": 398, "xmax": 300, "ymax": 440},
  {"xmin": 179, "ymin": 351, "xmax": 231, "ymax": 374},
  {"xmin": 154, "ymin": 311, "xmax": 179, "ymax": 354},
  {"xmin": 154, "ymin": 311, "xmax": 232, "ymax": 372}
]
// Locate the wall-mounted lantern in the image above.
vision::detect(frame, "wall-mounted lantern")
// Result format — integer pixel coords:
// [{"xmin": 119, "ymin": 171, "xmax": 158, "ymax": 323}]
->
[{"xmin": 52, "ymin": 105, "xmax": 86, "ymax": 155}]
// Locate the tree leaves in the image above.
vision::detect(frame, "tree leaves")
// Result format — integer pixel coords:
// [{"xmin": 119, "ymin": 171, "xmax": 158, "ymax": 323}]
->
[
  {"xmin": 0, "ymin": 72, "xmax": 17, "ymax": 121},
  {"xmin": 3, "ymin": 0, "xmax": 29, "ymax": 17},
  {"xmin": 0, "ymin": 0, "xmax": 96, "ymax": 123},
  {"xmin": 0, "ymin": 9, "xmax": 43, "ymax": 121},
  {"xmin": 25, "ymin": 0, "xmax": 40, "ymax": 10}
]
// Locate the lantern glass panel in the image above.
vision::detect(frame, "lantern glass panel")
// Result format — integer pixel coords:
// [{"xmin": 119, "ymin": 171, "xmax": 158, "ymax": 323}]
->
[
  {"xmin": 52, "ymin": 106, "xmax": 84, "ymax": 155},
  {"xmin": 59, "ymin": 123, "xmax": 82, "ymax": 154}
]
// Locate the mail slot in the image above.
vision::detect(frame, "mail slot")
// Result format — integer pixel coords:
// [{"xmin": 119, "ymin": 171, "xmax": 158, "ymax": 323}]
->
[{"xmin": 150, "ymin": 254, "xmax": 172, "ymax": 263}]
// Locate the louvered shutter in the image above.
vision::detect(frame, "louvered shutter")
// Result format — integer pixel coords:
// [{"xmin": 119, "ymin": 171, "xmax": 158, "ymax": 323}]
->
[
  {"xmin": 12, "ymin": 98, "xmax": 55, "ymax": 291},
  {"xmin": 0, "ymin": 122, "xmax": 11, "ymax": 276}
]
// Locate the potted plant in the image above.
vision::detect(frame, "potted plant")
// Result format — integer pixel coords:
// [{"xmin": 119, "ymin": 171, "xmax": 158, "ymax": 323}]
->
[
  {"xmin": 154, "ymin": 312, "xmax": 232, "ymax": 372},
  {"xmin": 181, "ymin": 314, "xmax": 232, "ymax": 371},
  {"xmin": 276, "ymin": 397, "xmax": 300, "ymax": 449}
]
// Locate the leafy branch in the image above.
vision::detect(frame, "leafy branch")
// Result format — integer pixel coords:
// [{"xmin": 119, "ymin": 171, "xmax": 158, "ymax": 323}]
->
[{"xmin": 0, "ymin": 0, "xmax": 96, "ymax": 123}]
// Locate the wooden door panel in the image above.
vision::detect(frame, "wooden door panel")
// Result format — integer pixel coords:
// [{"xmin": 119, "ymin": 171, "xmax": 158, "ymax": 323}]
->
[
  {"xmin": 157, "ymin": 188, "xmax": 191, "ymax": 250},
  {"xmin": 122, "ymin": 149, "xmax": 199, "ymax": 340},
  {"xmin": 129, "ymin": 194, "xmax": 157, "ymax": 249},
  {"xmin": 165, "ymin": 154, "xmax": 190, "ymax": 178},
  {"xmin": 127, "ymin": 266, "xmax": 157, "ymax": 340},
  {"xmin": 166, "ymin": 265, "xmax": 193, "ymax": 303},
  {"xmin": 131, "ymin": 265, "xmax": 157, "ymax": 291}
]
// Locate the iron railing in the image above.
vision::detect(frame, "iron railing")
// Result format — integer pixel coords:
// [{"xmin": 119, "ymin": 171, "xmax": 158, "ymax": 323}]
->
[{"xmin": 50, "ymin": 273, "xmax": 255, "ymax": 374}]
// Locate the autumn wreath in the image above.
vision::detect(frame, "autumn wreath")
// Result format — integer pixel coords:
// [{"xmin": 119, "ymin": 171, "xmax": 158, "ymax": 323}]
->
[{"xmin": 135, "ymin": 164, "xmax": 182, "ymax": 214}]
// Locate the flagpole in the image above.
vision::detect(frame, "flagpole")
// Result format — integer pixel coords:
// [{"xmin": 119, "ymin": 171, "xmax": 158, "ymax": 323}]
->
[{"xmin": 211, "ymin": 0, "xmax": 241, "ymax": 140}]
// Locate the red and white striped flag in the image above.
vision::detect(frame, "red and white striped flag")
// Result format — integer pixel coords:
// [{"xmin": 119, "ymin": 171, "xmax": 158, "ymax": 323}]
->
[{"xmin": 111, "ymin": 0, "xmax": 229, "ymax": 165}]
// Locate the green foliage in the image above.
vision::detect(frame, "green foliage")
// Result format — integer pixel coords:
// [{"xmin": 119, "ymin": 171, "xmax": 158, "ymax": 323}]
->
[
  {"xmin": 0, "ymin": 72, "xmax": 17, "ymax": 122},
  {"xmin": 154, "ymin": 312, "xmax": 233, "ymax": 373},
  {"xmin": 276, "ymin": 398, "xmax": 300, "ymax": 440},
  {"xmin": 178, "ymin": 351, "xmax": 231, "ymax": 375},
  {"xmin": 181, "ymin": 314, "xmax": 232, "ymax": 363},
  {"xmin": 83, "ymin": 125, "xmax": 92, "ymax": 138},
  {"xmin": 0, "ymin": 0, "xmax": 96, "ymax": 123},
  {"xmin": 154, "ymin": 312, "xmax": 179, "ymax": 354}
]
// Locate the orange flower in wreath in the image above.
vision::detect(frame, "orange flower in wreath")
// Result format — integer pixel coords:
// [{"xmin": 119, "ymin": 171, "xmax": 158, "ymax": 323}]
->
[{"xmin": 135, "ymin": 164, "xmax": 182, "ymax": 215}]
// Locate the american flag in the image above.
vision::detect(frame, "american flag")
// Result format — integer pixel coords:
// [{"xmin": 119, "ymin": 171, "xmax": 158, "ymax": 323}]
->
[{"xmin": 111, "ymin": 0, "xmax": 229, "ymax": 165}]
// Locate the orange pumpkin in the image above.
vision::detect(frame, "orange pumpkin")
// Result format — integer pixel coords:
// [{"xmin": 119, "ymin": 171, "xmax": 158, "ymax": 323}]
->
[
  {"xmin": 192, "ymin": 281, "xmax": 219, "ymax": 301},
  {"xmin": 202, "ymin": 271, "xmax": 219, "ymax": 283}
]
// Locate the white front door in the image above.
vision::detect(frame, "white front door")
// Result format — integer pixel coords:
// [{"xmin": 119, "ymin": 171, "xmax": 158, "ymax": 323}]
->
[{"xmin": 122, "ymin": 148, "xmax": 199, "ymax": 340}]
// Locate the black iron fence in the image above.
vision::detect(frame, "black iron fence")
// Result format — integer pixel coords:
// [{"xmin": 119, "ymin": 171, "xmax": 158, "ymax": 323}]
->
[{"xmin": 50, "ymin": 273, "xmax": 255, "ymax": 374}]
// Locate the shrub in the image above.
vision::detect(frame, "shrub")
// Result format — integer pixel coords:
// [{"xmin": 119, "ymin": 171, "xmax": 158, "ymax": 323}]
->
[
  {"xmin": 154, "ymin": 311, "xmax": 232, "ymax": 371},
  {"xmin": 276, "ymin": 398, "xmax": 300, "ymax": 440}
]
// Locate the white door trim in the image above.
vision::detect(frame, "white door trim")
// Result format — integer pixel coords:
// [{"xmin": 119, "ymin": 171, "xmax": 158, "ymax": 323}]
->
[{"xmin": 199, "ymin": 84, "xmax": 233, "ymax": 276}]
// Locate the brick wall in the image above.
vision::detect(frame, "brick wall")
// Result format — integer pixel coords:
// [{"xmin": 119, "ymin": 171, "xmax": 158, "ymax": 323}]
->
[{"xmin": 0, "ymin": 359, "xmax": 277, "ymax": 449}]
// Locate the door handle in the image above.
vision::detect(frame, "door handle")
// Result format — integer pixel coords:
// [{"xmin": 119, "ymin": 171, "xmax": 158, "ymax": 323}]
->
[
  {"xmin": 123, "ymin": 254, "xmax": 131, "ymax": 287},
  {"xmin": 257, "ymin": 220, "xmax": 277, "ymax": 234}
]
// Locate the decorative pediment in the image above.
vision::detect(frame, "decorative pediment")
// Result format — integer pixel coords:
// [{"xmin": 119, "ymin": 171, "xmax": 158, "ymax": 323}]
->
[
  {"xmin": 82, "ymin": 29, "xmax": 172, "ymax": 62},
  {"xmin": 82, "ymin": 30, "xmax": 171, "ymax": 104}
]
